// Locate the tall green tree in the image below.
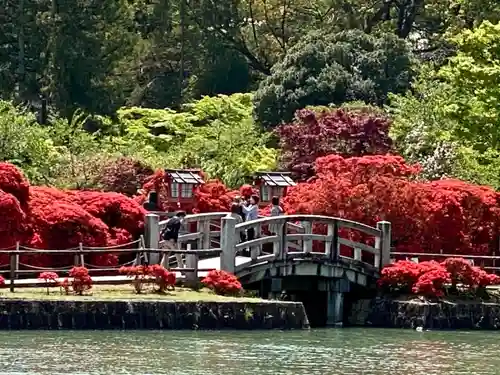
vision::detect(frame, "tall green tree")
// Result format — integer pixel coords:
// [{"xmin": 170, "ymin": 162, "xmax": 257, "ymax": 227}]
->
[
  {"xmin": 438, "ymin": 21, "xmax": 500, "ymax": 149},
  {"xmin": 254, "ymin": 29, "xmax": 414, "ymax": 128},
  {"xmin": 43, "ymin": 0, "xmax": 137, "ymax": 116}
]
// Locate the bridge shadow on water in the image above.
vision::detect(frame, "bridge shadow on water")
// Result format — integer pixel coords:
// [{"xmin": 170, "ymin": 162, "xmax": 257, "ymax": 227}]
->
[
  {"xmin": 250, "ymin": 279, "xmax": 376, "ymax": 328},
  {"xmin": 291, "ymin": 290, "xmax": 328, "ymax": 327}
]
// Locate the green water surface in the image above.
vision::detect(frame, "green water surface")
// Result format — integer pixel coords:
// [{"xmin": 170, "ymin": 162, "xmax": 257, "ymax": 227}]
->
[{"xmin": 0, "ymin": 328, "xmax": 498, "ymax": 375}]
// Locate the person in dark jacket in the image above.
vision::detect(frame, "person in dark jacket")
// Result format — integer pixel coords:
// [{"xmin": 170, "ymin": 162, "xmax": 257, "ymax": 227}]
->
[
  {"xmin": 161, "ymin": 211, "xmax": 186, "ymax": 267},
  {"xmin": 233, "ymin": 196, "xmax": 246, "ymax": 242}
]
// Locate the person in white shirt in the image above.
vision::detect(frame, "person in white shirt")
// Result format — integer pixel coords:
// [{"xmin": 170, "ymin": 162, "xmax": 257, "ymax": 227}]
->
[{"xmin": 241, "ymin": 195, "xmax": 259, "ymax": 241}]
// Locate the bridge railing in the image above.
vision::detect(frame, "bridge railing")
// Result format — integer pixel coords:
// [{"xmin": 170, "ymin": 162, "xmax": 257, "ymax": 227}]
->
[
  {"xmin": 145, "ymin": 212, "xmax": 392, "ymax": 274},
  {"xmin": 146, "ymin": 212, "xmax": 227, "ymax": 265},
  {"xmin": 219, "ymin": 215, "xmax": 392, "ymax": 274}
]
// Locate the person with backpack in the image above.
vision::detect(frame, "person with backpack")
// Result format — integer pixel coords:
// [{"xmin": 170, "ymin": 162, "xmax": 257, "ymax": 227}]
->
[{"xmin": 160, "ymin": 211, "xmax": 187, "ymax": 268}]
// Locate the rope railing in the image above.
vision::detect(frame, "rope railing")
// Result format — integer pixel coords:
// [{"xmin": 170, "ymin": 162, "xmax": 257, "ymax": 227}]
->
[
  {"xmin": 83, "ymin": 258, "xmax": 138, "ymax": 269},
  {"xmin": 82, "ymin": 238, "xmax": 142, "ymax": 250},
  {"xmin": 18, "ymin": 263, "xmax": 73, "ymax": 271}
]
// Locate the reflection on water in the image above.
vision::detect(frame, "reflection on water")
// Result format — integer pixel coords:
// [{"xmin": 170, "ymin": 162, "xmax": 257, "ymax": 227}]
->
[{"xmin": 0, "ymin": 328, "xmax": 498, "ymax": 375}]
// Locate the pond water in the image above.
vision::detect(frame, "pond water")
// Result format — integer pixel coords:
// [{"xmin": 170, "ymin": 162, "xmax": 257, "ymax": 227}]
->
[{"xmin": 0, "ymin": 328, "xmax": 498, "ymax": 375}]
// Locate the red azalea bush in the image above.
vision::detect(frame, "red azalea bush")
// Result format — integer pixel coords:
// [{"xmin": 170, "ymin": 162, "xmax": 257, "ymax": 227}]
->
[
  {"xmin": 276, "ymin": 107, "xmax": 393, "ymax": 180},
  {"xmin": 119, "ymin": 264, "xmax": 176, "ymax": 293},
  {"xmin": 283, "ymin": 155, "xmax": 500, "ymax": 257},
  {"xmin": 38, "ymin": 271, "xmax": 59, "ymax": 294},
  {"xmin": 193, "ymin": 180, "xmax": 238, "ymax": 213},
  {"xmin": 201, "ymin": 270, "xmax": 243, "ymax": 296},
  {"xmin": 0, "ymin": 162, "xmax": 30, "ymax": 207},
  {"xmin": 239, "ymin": 184, "xmax": 256, "ymax": 198},
  {"xmin": 149, "ymin": 264, "xmax": 176, "ymax": 292},
  {"xmin": 0, "ymin": 163, "xmax": 148, "ymax": 269},
  {"xmin": 379, "ymin": 258, "xmax": 500, "ymax": 298},
  {"xmin": 97, "ymin": 157, "xmax": 154, "ymax": 196},
  {"xmin": 68, "ymin": 266, "xmax": 93, "ymax": 295}
]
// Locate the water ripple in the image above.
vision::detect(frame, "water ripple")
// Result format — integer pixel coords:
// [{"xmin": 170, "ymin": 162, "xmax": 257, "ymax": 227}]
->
[{"xmin": 0, "ymin": 329, "xmax": 499, "ymax": 375}]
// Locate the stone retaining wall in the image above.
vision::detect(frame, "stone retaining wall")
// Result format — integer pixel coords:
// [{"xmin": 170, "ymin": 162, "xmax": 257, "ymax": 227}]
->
[
  {"xmin": 0, "ymin": 299, "xmax": 310, "ymax": 330},
  {"xmin": 348, "ymin": 297, "xmax": 500, "ymax": 329}
]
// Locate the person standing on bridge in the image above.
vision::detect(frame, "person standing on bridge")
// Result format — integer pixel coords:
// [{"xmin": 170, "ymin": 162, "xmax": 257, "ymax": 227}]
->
[
  {"xmin": 241, "ymin": 195, "xmax": 259, "ymax": 242},
  {"xmin": 269, "ymin": 196, "xmax": 283, "ymax": 235},
  {"xmin": 233, "ymin": 196, "xmax": 246, "ymax": 242},
  {"xmin": 160, "ymin": 211, "xmax": 187, "ymax": 269},
  {"xmin": 229, "ymin": 203, "xmax": 243, "ymax": 225}
]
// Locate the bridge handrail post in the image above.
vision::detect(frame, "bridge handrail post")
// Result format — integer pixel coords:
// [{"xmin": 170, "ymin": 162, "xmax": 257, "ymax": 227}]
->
[
  {"xmin": 145, "ymin": 213, "xmax": 160, "ymax": 264},
  {"xmin": 274, "ymin": 221, "xmax": 286, "ymax": 259},
  {"xmin": 220, "ymin": 215, "xmax": 236, "ymax": 273},
  {"xmin": 185, "ymin": 243, "xmax": 198, "ymax": 286},
  {"xmin": 376, "ymin": 221, "xmax": 392, "ymax": 268},
  {"xmin": 302, "ymin": 221, "xmax": 313, "ymax": 254},
  {"xmin": 197, "ymin": 219, "xmax": 211, "ymax": 250}
]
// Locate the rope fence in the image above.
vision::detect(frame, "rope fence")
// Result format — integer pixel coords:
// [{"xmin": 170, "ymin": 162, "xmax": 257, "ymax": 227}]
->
[{"xmin": 0, "ymin": 235, "xmax": 220, "ymax": 292}]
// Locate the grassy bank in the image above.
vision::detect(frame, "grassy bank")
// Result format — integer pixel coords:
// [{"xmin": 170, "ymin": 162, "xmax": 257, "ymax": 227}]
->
[{"xmin": 0, "ymin": 285, "xmax": 264, "ymax": 303}]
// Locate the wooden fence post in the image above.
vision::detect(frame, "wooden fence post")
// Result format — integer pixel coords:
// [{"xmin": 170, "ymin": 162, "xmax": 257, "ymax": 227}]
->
[
  {"xmin": 220, "ymin": 215, "xmax": 236, "ymax": 273},
  {"xmin": 9, "ymin": 243, "xmax": 20, "ymax": 292},
  {"xmin": 78, "ymin": 243, "xmax": 84, "ymax": 267},
  {"xmin": 144, "ymin": 213, "xmax": 160, "ymax": 264},
  {"xmin": 376, "ymin": 221, "xmax": 392, "ymax": 268}
]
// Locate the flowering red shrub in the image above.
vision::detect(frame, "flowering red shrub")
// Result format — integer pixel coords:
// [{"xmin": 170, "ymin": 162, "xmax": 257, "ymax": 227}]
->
[
  {"xmin": 38, "ymin": 271, "xmax": 59, "ymax": 294},
  {"xmin": 0, "ymin": 275, "xmax": 4, "ymax": 286},
  {"xmin": 283, "ymin": 155, "xmax": 500, "ymax": 257},
  {"xmin": 149, "ymin": 264, "xmax": 176, "ymax": 292},
  {"xmin": 0, "ymin": 163, "xmax": 148, "ymax": 269},
  {"xmin": 68, "ymin": 266, "xmax": 93, "ymax": 295},
  {"xmin": 0, "ymin": 163, "xmax": 30, "ymax": 207},
  {"xmin": 412, "ymin": 269, "xmax": 451, "ymax": 297},
  {"xmin": 119, "ymin": 264, "xmax": 176, "ymax": 293},
  {"xmin": 379, "ymin": 258, "xmax": 500, "ymax": 298},
  {"xmin": 239, "ymin": 184, "xmax": 256, "ymax": 198},
  {"xmin": 134, "ymin": 170, "xmax": 170, "ymax": 210},
  {"xmin": 71, "ymin": 190, "xmax": 146, "ymax": 239},
  {"xmin": 120, "ymin": 265, "xmax": 149, "ymax": 293},
  {"xmin": 97, "ymin": 157, "xmax": 154, "ymax": 196},
  {"xmin": 201, "ymin": 270, "xmax": 243, "ymax": 296},
  {"xmin": 193, "ymin": 180, "xmax": 238, "ymax": 213},
  {"xmin": 276, "ymin": 108, "xmax": 393, "ymax": 180}
]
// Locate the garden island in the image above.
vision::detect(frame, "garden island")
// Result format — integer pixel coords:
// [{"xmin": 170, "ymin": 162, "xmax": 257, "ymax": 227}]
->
[{"xmin": 1, "ymin": 3, "xmax": 500, "ymax": 333}]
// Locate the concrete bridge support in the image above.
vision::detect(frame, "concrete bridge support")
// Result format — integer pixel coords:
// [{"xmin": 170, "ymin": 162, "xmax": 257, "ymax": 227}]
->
[
  {"xmin": 326, "ymin": 279, "xmax": 350, "ymax": 327},
  {"xmin": 145, "ymin": 214, "xmax": 160, "ymax": 264}
]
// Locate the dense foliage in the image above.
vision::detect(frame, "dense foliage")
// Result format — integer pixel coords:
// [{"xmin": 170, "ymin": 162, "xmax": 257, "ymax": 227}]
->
[
  {"xmin": 2, "ymin": 1, "xmax": 500, "ymax": 278},
  {"xmin": 283, "ymin": 155, "xmax": 500, "ymax": 256},
  {"xmin": 253, "ymin": 30, "xmax": 414, "ymax": 128},
  {"xmin": 0, "ymin": 162, "xmax": 146, "ymax": 269},
  {"xmin": 379, "ymin": 258, "xmax": 500, "ymax": 297},
  {"xmin": 119, "ymin": 265, "xmax": 176, "ymax": 293},
  {"xmin": 276, "ymin": 106, "xmax": 393, "ymax": 180},
  {"xmin": 202, "ymin": 270, "xmax": 243, "ymax": 296},
  {"xmin": 38, "ymin": 272, "xmax": 59, "ymax": 295},
  {"xmin": 67, "ymin": 267, "xmax": 93, "ymax": 295}
]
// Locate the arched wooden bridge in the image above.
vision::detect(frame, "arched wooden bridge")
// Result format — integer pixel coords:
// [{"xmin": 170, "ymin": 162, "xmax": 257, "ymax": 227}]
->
[{"xmin": 144, "ymin": 212, "xmax": 392, "ymax": 326}]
